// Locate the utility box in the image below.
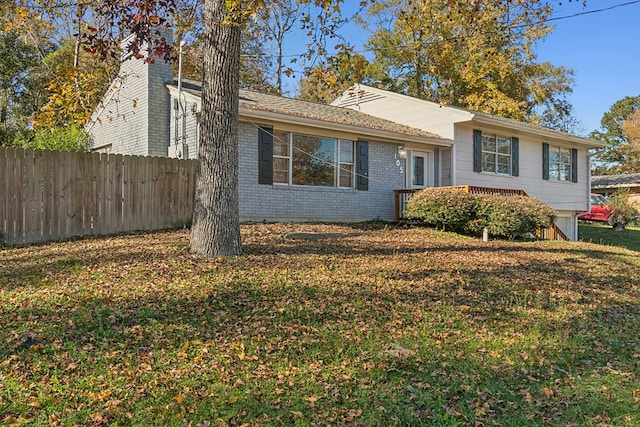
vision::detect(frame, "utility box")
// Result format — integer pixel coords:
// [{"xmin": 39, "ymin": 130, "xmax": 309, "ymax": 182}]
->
[{"xmin": 168, "ymin": 143, "xmax": 189, "ymax": 159}]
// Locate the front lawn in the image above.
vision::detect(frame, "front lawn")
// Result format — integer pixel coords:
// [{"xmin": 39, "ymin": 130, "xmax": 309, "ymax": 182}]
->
[
  {"xmin": 579, "ymin": 222, "xmax": 640, "ymax": 251},
  {"xmin": 2, "ymin": 224, "xmax": 640, "ymax": 426}
]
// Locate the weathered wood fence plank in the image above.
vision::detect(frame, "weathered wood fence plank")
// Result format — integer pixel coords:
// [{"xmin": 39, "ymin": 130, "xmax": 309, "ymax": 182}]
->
[{"xmin": 0, "ymin": 147, "xmax": 197, "ymax": 245}]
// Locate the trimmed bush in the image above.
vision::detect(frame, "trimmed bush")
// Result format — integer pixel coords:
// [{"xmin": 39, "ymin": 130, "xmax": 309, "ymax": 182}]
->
[
  {"xmin": 405, "ymin": 187, "xmax": 479, "ymax": 234},
  {"xmin": 406, "ymin": 188, "xmax": 556, "ymax": 239},
  {"xmin": 477, "ymin": 195, "xmax": 556, "ymax": 239}
]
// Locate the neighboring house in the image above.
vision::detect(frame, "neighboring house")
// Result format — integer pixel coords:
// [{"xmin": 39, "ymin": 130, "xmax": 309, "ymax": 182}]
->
[
  {"xmin": 331, "ymin": 85, "xmax": 606, "ymax": 240},
  {"xmin": 591, "ymin": 173, "xmax": 640, "ymax": 210},
  {"xmin": 87, "ymin": 51, "xmax": 453, "ymax": 223}
]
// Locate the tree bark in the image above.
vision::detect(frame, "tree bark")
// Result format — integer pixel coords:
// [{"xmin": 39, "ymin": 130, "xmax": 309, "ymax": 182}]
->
[{"xmin": 189, "ymin": 0, "xmax": 243, "ymax": 257}]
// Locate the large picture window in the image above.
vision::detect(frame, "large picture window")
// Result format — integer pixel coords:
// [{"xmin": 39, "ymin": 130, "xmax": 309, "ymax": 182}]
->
[{"xmin": 269, "ymin": 131, "xmax": 356, "ymax": 188}]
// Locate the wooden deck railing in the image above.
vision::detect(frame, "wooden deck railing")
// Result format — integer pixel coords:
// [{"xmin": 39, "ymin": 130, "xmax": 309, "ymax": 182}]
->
[
  {"xmin": 450, "ymin": 185, "xmax": 527, "ymax": 197},
  {"xmin": 394, "ymin": 185, "xmax": 569, "ymax": 241},
  {"xmin": 534, "ymin": 223, "xmax": 570, "ymax": 241}
]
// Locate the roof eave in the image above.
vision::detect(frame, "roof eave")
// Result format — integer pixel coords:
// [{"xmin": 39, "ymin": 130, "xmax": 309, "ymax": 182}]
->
[
  {"xmin": 465, "ymin": 114, "xmax": 607, "ymax": 149},
  {"xmin": 336, "ymin": 84, "xmax": 473, "ymax": 119},
  {"xmin": 239, "ymin": 106, "xmax": 453, "ymax": 147},
  {"xmin": 592, "ymin": 184, "xmax": 638, "ymax": 189}
]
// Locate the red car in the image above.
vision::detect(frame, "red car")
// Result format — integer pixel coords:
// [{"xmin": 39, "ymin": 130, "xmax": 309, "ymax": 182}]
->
[{"xmin": 578, "ymin": 193, "xmax": 614, "ymax": 222}]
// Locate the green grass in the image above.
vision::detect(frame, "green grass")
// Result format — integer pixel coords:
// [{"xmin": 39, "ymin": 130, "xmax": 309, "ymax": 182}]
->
[
  {"xmin": 2, "ymin": 224, "xmax": 640, "ymax": 426},
  {"xmin": 579, "ymin": 222, "xmax": 640, "ymax": 251}
]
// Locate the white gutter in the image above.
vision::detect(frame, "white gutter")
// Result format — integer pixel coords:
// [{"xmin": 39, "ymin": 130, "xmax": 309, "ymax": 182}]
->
[{"xmin": 468, "ymin": 113, "xmax": 606, "ymax": 149}]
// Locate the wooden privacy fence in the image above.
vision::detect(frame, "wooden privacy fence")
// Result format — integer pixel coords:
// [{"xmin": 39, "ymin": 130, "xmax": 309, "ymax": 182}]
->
[{"xmin": 1, "ymin": 147, "xmax": 198, "ymax": 245}]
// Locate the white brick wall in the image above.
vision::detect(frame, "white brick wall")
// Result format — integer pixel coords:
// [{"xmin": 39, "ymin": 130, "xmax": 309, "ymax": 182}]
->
[
  {"xmin": 89, "ymin": 42, "xmax": 172, "ymax": 157},
  {"xmin": 237, "ymin": 122, "xmax": 405, "ymax": 222},
  {"xmin": 91, "ymin": 42, "xmax": 407, "ymax": 223}
]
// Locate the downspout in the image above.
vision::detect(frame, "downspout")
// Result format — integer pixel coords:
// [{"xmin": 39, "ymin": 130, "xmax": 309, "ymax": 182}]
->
[
  {"xmin": 174, "ymin": 40, "xmax": 187, "ymax": 157},
  {"xmin": 451, "ymin": 141, "xmax": 457, "ymax": 186},
  {"xmin": 179, "ymin": 40, "xmax": 187, "ymax": 149},
  {"xmin": 580, "ymin": 150, "xmax": 593, "ymax": 239}
]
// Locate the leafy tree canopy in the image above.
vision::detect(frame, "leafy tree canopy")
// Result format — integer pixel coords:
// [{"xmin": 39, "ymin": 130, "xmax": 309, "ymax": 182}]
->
[
  {"xmin": 357, "ymin": 0, "xmax": 577, "ymax": 126},
  {"xmin": 590, "ymin": 95, "xmax": 640, "ymax": 174},
  {"xmin": 33, "ymin": 37, "xmax": 116, "ymax": 129},
  {"xmin": 0, "ymin": 29, "xmax": 46, "ymax": 145},
  {"xmin": 298, "ymin": 46, "xmax": 370, "ymax": 103},
  {"xmin": 16, "ymin": 124, "xmax": 92, "ymax": 152}
]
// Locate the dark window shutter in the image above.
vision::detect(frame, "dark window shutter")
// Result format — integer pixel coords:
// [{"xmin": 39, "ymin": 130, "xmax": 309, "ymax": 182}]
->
[
  {"xmin": 434, "ymin": 148, "xmax": 441, "ymax": 187},
  {"xmin": 258, "ymin": 126, "xmax": 273, "ymax": 185},
  {"xmin": 473, "ymin": 129, "xmax": 482, "ymax": 172},
  {"xmin": 542, "ymin": 143, "xmax": 550, "ymax": 180},
  {"xmin": 571, "ymin": 148, "xmax": 578, "ymax": 183},
  {"xmin": 356, "ymin": 140, "xmax": 369, "ymax": 191},
  {"xmin": 511, "ymin": 137, "xmax": 519, "ymax": 177}
]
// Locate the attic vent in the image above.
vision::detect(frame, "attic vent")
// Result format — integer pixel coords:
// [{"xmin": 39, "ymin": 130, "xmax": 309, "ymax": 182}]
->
[{"xmin": 337, "ymin": 92, "xmax": 385, "ymax": 109}]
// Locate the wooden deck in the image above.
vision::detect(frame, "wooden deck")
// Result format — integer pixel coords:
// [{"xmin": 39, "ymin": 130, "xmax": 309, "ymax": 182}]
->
[{"xmin": 394, "ymin": 186, "xmax": 569, "ymax": 241}]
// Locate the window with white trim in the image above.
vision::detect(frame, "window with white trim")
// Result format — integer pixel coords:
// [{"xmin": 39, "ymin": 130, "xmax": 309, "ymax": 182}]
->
[
  {"xmin": 543, "ymin": 143, "xmax": 577, "ymax": 183},
  {"xmin": 271, "ymin": 131, "xmax": 355, "ymax": 188},
  {"xmin": 473, "ymin": 129, "xmax": 519, "ymax": 176},
  {"xmin": 272, "ymin": 130, "xmax": 290, "ymax": 184},
  {"xmin": 549, "ymin": 145, "xmax": 572, "ymax": 181},
  {"xmin": 482, "ymin": 133, "xmax": 512, "ymax": 174},
  {"xmin": 338, "ymin": 140, "xmax": 354, "ymax": 188}
]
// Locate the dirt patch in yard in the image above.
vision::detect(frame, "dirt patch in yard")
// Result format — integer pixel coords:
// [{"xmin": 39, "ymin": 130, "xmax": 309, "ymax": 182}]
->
[{"xmin": 283, "ymin": 232, "xmax": 363, "ymax": 240}]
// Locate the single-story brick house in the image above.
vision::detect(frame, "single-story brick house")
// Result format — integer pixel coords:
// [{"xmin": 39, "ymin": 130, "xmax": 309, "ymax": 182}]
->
[{"xmin": 87, "ymin": 49, "xmax": 453, "ymax": 223}]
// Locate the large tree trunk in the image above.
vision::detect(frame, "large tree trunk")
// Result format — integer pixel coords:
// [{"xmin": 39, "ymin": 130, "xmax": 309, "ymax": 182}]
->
[{"xmin": 190, "ymin": 0, "xmax": 243, "ymax": 257}]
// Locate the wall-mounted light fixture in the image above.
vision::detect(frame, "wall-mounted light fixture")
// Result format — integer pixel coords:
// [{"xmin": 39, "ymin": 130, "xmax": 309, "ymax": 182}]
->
[{"xmin": 397, "ymin": 145, "xmax": 406, "ymax": 159}]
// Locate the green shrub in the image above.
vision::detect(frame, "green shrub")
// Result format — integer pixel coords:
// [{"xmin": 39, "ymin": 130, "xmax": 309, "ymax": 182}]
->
[
  {"xmin": 406, "ymin": 188, "xmax": 556, "ymax": 239},
  {"xmin": 477, "ymin": 195, "xmax": 556, "ymax": 239},
  {"xmin": 607, "ymin": 188, "xmax": 639, "ymax": 230},
  {"xmin": 16, "ymin": 124, "xmax": 91, "ymax": 152},
  {"xmin": 405, "ymin": 187, "xmax": 479, "ymax": 233}
]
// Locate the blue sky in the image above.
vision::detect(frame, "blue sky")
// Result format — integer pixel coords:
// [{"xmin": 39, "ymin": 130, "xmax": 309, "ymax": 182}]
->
[
  {"xmin": 282, "ymin": 0, "xmax": 640, "ymax": 136},
  {"xmin": 536, "ymin": 0, "xmax": 640, "ymax": 134}
]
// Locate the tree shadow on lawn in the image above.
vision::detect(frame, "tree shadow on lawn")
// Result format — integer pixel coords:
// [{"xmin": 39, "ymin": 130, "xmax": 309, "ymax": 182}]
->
[
  {"xmin": 2, "ymin": 231, "xmax": 639, "ymax": 424},
  {"xmin": 2, "ymin": 284, "xmax": 638, "ymax": 425},
  {"xmin": 3, "ymin": 225, "xmax": 636, "ymax": 288}
]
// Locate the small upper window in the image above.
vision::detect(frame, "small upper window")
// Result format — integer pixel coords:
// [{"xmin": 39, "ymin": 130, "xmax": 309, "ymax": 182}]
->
[
  {"xmin": 481, "ymin": 133, "xmax": 512, "ymax": 175},
  {"xmin": 474, "ymin": 129, "xmax": 519, "ymax": 176},
  {"xmin": 543, "ymin": 143, "xmax": 577, "ymax": 183},
  {"xmin": 548, "ymin": 145, "xmax": 572, "ymax": 181}
]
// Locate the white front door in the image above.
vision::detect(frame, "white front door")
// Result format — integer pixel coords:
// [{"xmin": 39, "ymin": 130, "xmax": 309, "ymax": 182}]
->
[{"xmin": 410, "ymin": 151, "xmax": 432, "ymax": 189}]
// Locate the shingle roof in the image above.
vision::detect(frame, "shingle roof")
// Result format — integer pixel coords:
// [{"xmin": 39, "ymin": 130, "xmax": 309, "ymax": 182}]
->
[
  {"xmin": 591, "ymin": 173, "xmax": 640, "ymax": 188},
  {"xmin": 335, "ymin": 84, "xmax": 605, "ymax": 148},
  {"xmin": 173, "ymin": 79, "xmax": 447, "ymax": 141}
]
